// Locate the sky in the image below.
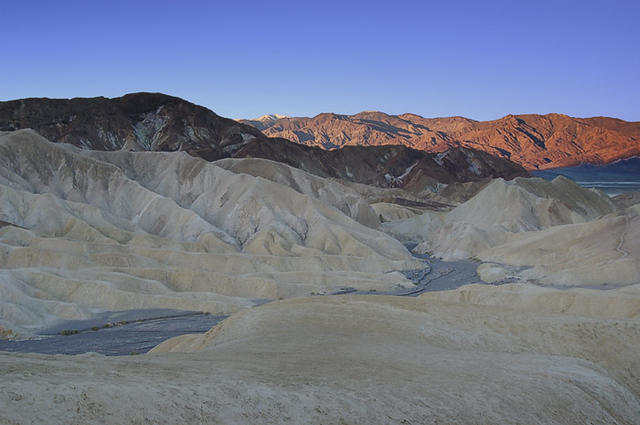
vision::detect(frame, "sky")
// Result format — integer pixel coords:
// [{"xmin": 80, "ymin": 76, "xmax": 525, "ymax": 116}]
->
[{"xmin": 1, "ymin": 0, "xmax": 639, "ymax": 121}]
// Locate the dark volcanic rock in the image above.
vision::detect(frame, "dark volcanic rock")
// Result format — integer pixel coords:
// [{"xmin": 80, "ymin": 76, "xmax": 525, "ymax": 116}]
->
[
  {"xmin": 0, "ymin": 92, "xmax": 265, "ymax": 158},
  {"xmin": 237, "ymin": 140, "xmax": 528, "ymax": 188}
]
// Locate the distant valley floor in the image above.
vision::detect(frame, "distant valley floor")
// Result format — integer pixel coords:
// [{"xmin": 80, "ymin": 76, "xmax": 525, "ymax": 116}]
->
[{"xmin": 533, "ymin": 157, "xmax": 640, "ymax": 195}]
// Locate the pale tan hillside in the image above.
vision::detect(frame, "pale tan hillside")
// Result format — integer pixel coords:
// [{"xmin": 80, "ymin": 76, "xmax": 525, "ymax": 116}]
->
[
  {"xmin": 413, "ymin": 176, "xmax": 615, "ymax": 260},
  {"xmin": 477, "ymin": 204, "xmax": 640, "ymax": 287},
  {"xmin": 0, "ymin": 130, "xmax": 420, "ymax": 337},
  {"xmin": 214, "ymin": 157, "xmax": 380, "ymax": 227}
]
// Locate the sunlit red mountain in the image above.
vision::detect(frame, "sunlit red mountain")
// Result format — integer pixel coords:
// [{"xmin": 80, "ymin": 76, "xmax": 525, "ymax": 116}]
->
[{"xmin": 240, "ymin": 112, "xmax": 640, "ymax": 170}]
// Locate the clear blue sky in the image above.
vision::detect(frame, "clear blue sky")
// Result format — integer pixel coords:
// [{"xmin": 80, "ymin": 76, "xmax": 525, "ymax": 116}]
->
[{"xmin": 2, "ymin": 0, "xmax": 638, "ymax": 121}]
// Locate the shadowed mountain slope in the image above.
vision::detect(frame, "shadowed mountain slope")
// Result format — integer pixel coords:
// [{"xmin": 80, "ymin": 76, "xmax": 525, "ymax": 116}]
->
[
  {"xmin": 0, "ymin": 92, "xmax": 265, "ymax": 159},
  {"xmin": 0, "ymin": 93, "xmax": 528, "ymax": 190}
]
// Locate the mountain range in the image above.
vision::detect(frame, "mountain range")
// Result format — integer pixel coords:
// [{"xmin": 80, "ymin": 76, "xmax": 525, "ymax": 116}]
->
[
  {"xmin": 3, "ymin": 92, "xmax": 638, "ymax": 191},
  {"xmin": 239, "ymin": 111, "xmax": 640, "ymax": 170},
  {"xmin": 0, "ymin": 93, "xmax": 527, "ymax": 189}
]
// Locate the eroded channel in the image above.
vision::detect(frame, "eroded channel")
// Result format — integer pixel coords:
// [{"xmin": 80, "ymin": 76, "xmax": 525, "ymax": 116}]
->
[{"xmin": 0, "ymin": 253, "xmax": 486, "ymax": 356}]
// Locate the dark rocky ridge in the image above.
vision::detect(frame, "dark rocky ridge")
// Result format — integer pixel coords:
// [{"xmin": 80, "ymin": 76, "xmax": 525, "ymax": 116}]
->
[
  {"xmin": 236, "ymin": 138, "xmax": 528, "ymax": 187},
  {"xmin": 0, "ymin": 93, "xmax": 528, "ymax": 189},
  {"xmin": 0, "ymin": 92, "xmax": 265, "ymax": 159}
]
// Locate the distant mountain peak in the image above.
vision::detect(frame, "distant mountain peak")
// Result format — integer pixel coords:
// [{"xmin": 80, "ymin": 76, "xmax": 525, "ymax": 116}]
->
[
  {"xmin": 0, "ymin": 92, "xmax": 529, "ymax": 192},
  {"xmin": 237, "ymin": 114, "xmax": 289, "ymax": 130},
  {"xmin": 255, "ymin": 114, "xmax": 289, "ymax": 122},
  {"xmin": 242, "ymin": 111, "xmax": 640, "ymax": 170}
]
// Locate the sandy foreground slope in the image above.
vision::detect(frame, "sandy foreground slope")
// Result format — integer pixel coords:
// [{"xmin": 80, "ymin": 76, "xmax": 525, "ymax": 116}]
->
[{"xmin": 1, "ymin": 295, "xmax": 639, "ymax": 424}]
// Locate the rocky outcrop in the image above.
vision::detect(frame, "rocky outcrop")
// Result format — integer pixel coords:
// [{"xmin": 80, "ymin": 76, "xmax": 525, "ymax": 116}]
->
[
  {"xmin": 246, "ymin": 111, "xmax": 640, "ymax": 170},
  {"xmin": 0, "ymin": 92, "xmax": 266, "ymax": 159},
  {"xmin": 235, "ymin": 139, "xmax": 529, "ymax": 189}
]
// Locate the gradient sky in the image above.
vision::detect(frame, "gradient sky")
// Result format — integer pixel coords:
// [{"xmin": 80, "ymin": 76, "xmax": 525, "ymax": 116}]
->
[{"xmin": 2, "ymin": 0, "xmax": 638, "ymax": 121}]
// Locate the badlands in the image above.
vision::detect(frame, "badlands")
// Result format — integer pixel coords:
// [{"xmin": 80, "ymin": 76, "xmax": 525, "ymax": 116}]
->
[{"xmin": 1, "ymin": 119, "xmax": 639, "ymax": 422}]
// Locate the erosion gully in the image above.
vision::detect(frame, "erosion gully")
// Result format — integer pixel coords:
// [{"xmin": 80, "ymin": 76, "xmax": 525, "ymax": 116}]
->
[{"xmin": 0, "ymin": 249, "xmax": 483, "ymax": 356}]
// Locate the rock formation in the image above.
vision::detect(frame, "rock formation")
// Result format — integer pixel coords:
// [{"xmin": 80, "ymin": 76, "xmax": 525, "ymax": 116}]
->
[
  {"xmin": 374, "ymin": 173, "xmax": 640, "ymax": 289},
  {"xmin": 0, "ymin": 130, "xmax": 421, "ymax": 337},
  {"xmin": 0, "ymin": 93, "xmax": 265, "ymax": 159},
  {"xmin": 412, "ymin": 176, "xmax": 617, "ymax": 259}
]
